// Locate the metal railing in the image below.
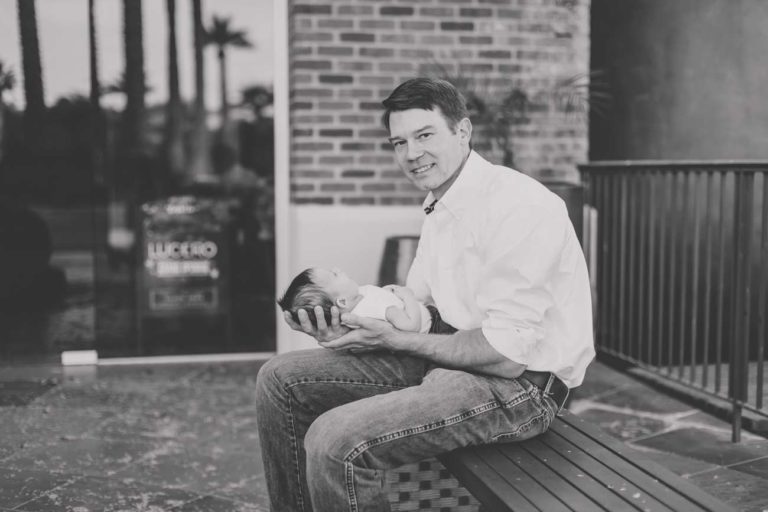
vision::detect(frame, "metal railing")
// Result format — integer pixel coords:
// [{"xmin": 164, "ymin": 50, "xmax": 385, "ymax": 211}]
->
[{"xmin": 579, "ymin": 161, "xmax": 768, "ymax": 441}]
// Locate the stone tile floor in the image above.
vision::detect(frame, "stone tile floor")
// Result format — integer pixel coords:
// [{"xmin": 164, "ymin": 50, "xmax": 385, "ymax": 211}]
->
[
  {"xmin": 0, "ymin": 356, "xmax": 766, "ymax": 511},
  {"xmin": 568, "ymin": 360, "xmax": 768, "ymax": 512},
  {"xmin": 0, "ymin": 362, "xmax": 269, "ymax": 511}
]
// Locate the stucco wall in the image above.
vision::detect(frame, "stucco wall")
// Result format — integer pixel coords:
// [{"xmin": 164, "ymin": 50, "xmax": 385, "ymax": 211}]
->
[
  {"xmin": 277, "ymin": 206, "xmax": 424, "ymax": 352},
  {"xmin": 590, "ymin": 0, "xmax": 768, "ymax": 160}
]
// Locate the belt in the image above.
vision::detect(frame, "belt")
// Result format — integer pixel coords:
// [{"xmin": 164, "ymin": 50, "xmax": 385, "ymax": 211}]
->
[{"xmin": 521, "ymin": 370, "xmax": 570, "ymax": 412}]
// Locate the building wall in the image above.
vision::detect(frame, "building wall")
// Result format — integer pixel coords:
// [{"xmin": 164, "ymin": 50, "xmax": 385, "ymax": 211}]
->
[
  {"xmin": 288, "ymin": 0, "xmax": 591, "ymax": 206},
  {"xmin": 590, "ymin": 0, "xmax": 768, "ymax": 160},
  {"xmin": 278, "ymin": 0, "xmax": 591, "ymax": 351}
]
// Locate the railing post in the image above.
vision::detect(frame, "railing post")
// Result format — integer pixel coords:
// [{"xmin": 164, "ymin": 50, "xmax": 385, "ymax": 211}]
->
[{"xmin": 730, "ymin": 171, "xmax": 754, "ymax": 442}]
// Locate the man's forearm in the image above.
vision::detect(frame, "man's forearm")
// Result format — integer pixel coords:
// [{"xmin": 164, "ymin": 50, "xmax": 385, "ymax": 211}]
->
[{"xmin": 388, "ymin": 328, "xmax": 526, "ymax": 379}]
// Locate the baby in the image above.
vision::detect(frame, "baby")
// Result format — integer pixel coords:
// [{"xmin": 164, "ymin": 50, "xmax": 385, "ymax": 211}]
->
[{"xmin": 278, "ymin": 267, "xmax": 430, "ymax": 333}]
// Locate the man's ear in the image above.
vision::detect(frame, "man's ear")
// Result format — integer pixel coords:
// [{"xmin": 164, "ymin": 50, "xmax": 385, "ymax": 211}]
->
[
  {"xmin": 336, "ymin": 297, "xmax": 348, "ymax": 308},
  {"xmin": 458, "ymin": 117, "xmax": 472, "ymax": 143}
]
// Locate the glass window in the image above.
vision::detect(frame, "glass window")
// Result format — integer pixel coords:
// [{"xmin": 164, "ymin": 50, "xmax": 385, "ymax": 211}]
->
[{"xmin": 0, "ymin": 0, "xmax": 276, "ymax": 362}]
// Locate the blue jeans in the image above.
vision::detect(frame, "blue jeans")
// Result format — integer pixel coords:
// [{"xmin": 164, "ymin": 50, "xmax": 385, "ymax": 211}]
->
[{"xmin": 255, "ymin": 348, "xmax": 557, "ymax": 512}]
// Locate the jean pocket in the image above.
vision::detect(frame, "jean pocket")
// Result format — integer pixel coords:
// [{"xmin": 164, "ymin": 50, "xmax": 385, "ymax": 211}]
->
[{"xmin": 489, "ymin": 378, "xmax": 556, "ymax": 443}]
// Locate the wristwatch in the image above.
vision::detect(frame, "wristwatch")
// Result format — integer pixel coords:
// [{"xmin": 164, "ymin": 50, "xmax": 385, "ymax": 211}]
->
[{"xmin": 427, "ymin": 305, "xmax": 458, "ymax": 334}]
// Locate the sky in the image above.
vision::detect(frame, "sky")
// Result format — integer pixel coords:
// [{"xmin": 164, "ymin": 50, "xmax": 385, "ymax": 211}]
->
[{"xmin": 0, "ymin": 0, "xmax": 274, "ymax": 110}]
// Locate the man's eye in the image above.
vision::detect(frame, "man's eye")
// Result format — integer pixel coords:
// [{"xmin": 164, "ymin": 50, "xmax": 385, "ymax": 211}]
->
[
  {"xmin": 418, "ymin": 133, "xmax": 432, "ymax": 140},
  {"xmin": 391, "ymin": 140, "xmax": 405, "ymax": 147}
]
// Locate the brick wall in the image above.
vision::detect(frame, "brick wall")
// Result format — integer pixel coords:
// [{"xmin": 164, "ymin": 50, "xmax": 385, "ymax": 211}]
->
[{"xmin": 289, "ymin": 0, "xmax": 590, "ymax": 206}]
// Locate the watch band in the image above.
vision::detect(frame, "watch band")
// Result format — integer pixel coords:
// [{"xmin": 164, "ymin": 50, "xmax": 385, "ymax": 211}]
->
[{"xmin": 427, "ymin": 305, "xmax": 458, "ymax": 334}]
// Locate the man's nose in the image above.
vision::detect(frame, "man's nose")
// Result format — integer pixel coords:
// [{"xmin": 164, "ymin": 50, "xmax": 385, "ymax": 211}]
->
[{"xmin": 406, "ymin": 140, "xmax": 424, "ymax": 161}]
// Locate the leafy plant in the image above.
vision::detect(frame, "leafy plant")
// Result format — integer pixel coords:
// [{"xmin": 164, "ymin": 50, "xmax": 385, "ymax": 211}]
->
[
  {"xmin": 0, "ymin": 61, "xmax": 16, "ymax": 102},
  {"xmin": 431, "ymin": 63, "xmax": 611, "ymax": 168}
]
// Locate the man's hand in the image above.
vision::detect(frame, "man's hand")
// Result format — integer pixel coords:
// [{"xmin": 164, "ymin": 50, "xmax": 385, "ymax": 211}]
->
[
  {"xmin": 283, "ymin": 306, "xmax": 350, "ymax": 343},
  {"xmin": 320, "ymin": 313, "xmax": 397, "ymax": 352}
]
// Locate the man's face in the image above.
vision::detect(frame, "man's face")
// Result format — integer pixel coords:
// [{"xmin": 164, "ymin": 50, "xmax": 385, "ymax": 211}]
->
[
  {"xmin": 387, "ymin": 107, "xmax": 471, "ymax": 200},
  {"xmin": 312, "ymin": 267, "xmax": 359, "ymax": 304}
]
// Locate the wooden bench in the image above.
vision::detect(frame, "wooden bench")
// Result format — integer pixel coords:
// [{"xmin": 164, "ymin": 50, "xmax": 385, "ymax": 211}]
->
[{"xmin": 438, "ymin": 410, "xmax": 736, "ymax": 512}]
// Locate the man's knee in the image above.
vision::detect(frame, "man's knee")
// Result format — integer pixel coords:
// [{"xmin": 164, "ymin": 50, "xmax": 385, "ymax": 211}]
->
[
  {"xmin": 255, "ymin": 353, "xmax": 283, "ymax": 392},
  {"xmin": 255, "ymin": 351, "xmax": 304, "ymax": 406},
  {"xmin": 256, "ymin": 350, "xmax": 313, "ymax": 391},
  {"xmin": 305, "ymin": 408, "xmax": 353, "ymax": 466}
]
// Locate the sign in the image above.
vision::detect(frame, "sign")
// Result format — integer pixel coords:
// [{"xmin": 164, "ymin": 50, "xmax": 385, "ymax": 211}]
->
[
  {"xmin": 138, "ymin": 196, "xmax": 232, "ymax": 316},
  {"xmin": 149, "ymin": 287, "xmax": 219, "ymax": 311}
]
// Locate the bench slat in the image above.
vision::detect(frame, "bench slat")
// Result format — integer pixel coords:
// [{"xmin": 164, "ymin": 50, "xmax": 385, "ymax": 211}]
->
[
  {"xmin": 440, "ymin": 411, "xmax": 736, "ymax": 512},
  {"xmin": 474, "ymin": 445, "xmax": 575, "ymax": 512},
  {"xmin": 489, "ymin": 442, "xmax": 601, "ymax": 511},
  {"xmin": 557, "ymin": 413, "xmax": 735, "ymax": 512},
  {"xmin": 522, "ymin": 437, "xmax": 637, "ymax": 511},
  {"xmin": 440, "ymin": 447, "xmax": 540, "ymax": 512},
  {"xmin": 542, "ymin": 427, "xmax": 676, "ymax": 511}
]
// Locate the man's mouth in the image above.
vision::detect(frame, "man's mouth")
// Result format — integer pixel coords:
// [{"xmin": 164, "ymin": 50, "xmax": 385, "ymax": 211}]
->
[{"xmin": 411, "ymin": 163, "xmax": 434, "ymax": 174}]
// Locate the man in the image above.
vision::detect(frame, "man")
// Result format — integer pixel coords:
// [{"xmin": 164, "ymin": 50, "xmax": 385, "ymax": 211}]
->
[{"xmin": 255, "ymin": 78, "xmax": 595, "ymax": 511}]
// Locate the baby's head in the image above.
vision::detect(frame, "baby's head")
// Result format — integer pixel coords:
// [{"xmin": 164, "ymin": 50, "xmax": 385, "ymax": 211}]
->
[{"xmin": 277, "ymin": 267, "xmax": 361, "ymax": 328}]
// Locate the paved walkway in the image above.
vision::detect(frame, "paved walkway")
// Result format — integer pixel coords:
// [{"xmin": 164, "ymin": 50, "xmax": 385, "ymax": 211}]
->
[
  {"xmin": 569, "ymin": 360, "xmax": 768, "ymax": 512},
  {"xmin": 0, "ymin": 356, "xmax": 766, "ymax": 511}
]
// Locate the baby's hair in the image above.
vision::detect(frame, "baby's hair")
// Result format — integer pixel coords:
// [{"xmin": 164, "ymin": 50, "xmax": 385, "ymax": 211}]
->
[{"xmin": 277, "ymin": 268, "xmax": 334, "ymax": 328}]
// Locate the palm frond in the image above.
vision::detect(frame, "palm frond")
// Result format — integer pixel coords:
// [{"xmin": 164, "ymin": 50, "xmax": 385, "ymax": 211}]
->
[
  {"xmin": 205, "ymin": 14, "xmax": 253, "ymax": 48},
  {"xmin": 0, "ymin": 61, "xmax": 16, "ymax": 93},
  {"xmin": 102, "ymin": 72, "xmax": 152, "ymax": 95}
]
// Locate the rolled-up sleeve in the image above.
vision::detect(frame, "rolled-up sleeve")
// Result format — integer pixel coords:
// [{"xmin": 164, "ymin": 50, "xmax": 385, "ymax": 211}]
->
[{"xmin": 477, "ymin": 203, "xmax": 568, "ymax": 365}]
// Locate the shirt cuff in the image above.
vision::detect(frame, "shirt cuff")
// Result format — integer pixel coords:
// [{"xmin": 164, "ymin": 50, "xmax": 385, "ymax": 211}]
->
[{"xmin": 481, "ymin": 324, "xmax": 538, "ymax": 366}]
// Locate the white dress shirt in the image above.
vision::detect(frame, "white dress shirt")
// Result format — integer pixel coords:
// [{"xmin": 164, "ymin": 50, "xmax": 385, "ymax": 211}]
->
[{"xmin": 406, "ymin": 151, "xmax": 595, "ymax": 387}]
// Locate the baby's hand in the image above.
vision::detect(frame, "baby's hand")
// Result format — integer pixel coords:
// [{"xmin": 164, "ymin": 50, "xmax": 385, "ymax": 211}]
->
[{"xmin": 384, "ymin": 285, "xmax": 415, "ymax": 300}]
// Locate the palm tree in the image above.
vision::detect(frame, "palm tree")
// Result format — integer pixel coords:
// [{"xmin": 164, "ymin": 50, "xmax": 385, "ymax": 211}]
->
[
  {"xmin": 187, "ymin": 0, "xmax": 211, "ymax": 180},
  {"xmin": 88, "ymin": 0, "xmax": 100, "ymax": 110},
  {"xmin": 103, "ymin": 72, "xmax": 151, "ymax": 97},
  {"xmin": 16, "ymin": 0, "xmax": 45, "ymax": 131},
  {"xmin": 0, "ymin": 61, "xmax": 16, "ymax": 164},
  {"xmin": 88, "ymin": 0, "xmax": 106, "ymax": 185},
  {"xmin": 122, "ymin": 0, "xmax": 147, "ymax": 155},
  {"xmin": 164, "ymin": 0, "xmax": 185, "ymax": 182},
  {"xmin": 205, "ymin": 15, "xmax": 252, "ymax": 140}
]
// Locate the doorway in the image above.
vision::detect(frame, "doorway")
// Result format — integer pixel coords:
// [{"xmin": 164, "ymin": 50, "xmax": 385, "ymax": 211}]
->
[{"xmin": 0, "ymin": 0, "xmax": 277, "ymax": 363}]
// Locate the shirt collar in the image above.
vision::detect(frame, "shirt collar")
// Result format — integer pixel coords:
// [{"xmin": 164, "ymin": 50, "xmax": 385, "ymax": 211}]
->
[{"xmin": 421, "ymin": 150, "xmax": 489, "ymax": 219}]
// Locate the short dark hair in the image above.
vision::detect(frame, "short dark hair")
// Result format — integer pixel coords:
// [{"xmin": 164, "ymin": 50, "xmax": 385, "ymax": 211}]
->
[
  {"xmin": 381, "ymin": 77, "xmax": 470, "ymax": 132},
  {"xmin": 277, "ymin": 268, "xmax": 334, "ymax": 328}
]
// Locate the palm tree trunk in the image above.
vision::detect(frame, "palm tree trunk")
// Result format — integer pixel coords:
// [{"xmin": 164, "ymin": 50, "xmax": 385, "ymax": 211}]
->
[
  {"xmin": 0, "ymin": 101, "xmax": 5, "ymax": 165},
  {"xmin": 188, "ymin": 0, "xmax": 210, "ymax": 180},
  {"xmin": 217, "ymin": 46, "xmax": 237, "ymax": 150},
  {"xmin": 89, "ymin": 0, "xmax": 106, "ymax": 186},
  {"xmin": 193, "ymin": 0, "xmax": 205, "ymax": 115},
  {"xmin": 16, "ymin": 0, "xmax": 45, "ymax": 131},
  {"xmin": 218, "ymin": 47, "xmax": 228, "ymax": 129},
  {"xmin": 122, "ymin": 0, "xmax": 146, "ymax": 156},
  {"xmin": 165, "ymin": 0, "xmax": 185, "ymax": 182},
  {"xmin": 89, "ymin": 0, "xmax": 100, "ymax": 110}
]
